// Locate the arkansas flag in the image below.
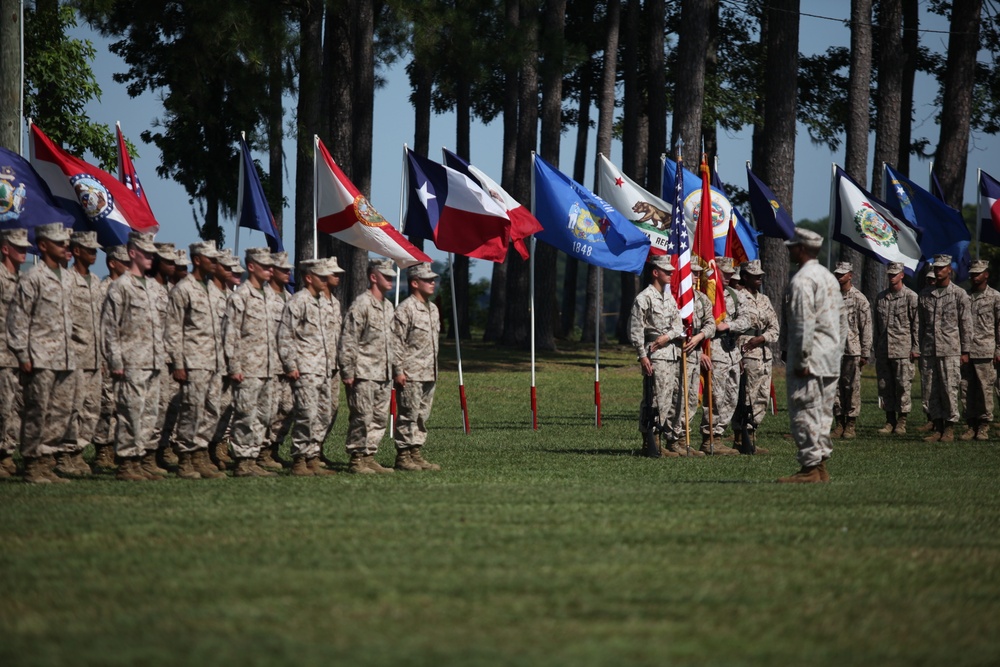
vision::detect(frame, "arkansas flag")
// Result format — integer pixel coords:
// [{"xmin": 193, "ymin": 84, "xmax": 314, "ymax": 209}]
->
[
  {"xmin": 405, "ymin": 148, "xmax": 510, "ymax": 262},
  {"xmin": 315, "ymin": 136, "xmax": 430, "ymax": 268},
  {"xmin": 30, "ymin": 123, "xmax": 158, "ymax": 247},
  {"xmin": 116, "ymin": 121, "xmax": 156, "ymax": 221},
  {"xmin": 442, "ymin": 148, "xmax": 542, "ymax": 260}
]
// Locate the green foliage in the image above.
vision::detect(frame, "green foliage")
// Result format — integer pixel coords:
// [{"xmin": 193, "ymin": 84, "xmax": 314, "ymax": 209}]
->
[
  {"xmin": 797, "ymin": 47, "xmax": 850, "ymax": 151},
  {"xmin": 24, "ymin": 4, "xmax": 117, "ymax": 170}
]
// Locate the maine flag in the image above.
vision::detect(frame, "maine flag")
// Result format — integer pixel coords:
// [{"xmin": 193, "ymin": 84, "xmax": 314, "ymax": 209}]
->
[
  {"xmin": 661, "ymin": 158, "xmax": 735, "ymax": 256},
  {"xmin": 884, "ymin": 164, "xmax": 969, "ymax": 280},
  {"xmin": 746, "ymin": 165, "xmax": 796, "ymax": 240},
  {"xmin": 533, "ymin": 154, "xmax": 650, "ymax": 274},
  {"xmin": 236, "ymin": 136, "xmax": 283, "ymax": 252},
  {"xmin": 0, "ymin": 146, "xmax": 76, "ymax": 246}
]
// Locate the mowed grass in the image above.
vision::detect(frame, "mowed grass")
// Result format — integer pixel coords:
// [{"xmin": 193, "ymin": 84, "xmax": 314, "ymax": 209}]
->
[{"xmin": 2, "ymin": 340, "xmax": 999, "ymax": 666}]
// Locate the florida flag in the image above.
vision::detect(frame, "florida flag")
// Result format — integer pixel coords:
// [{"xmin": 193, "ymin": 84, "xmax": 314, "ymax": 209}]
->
[
  {"xmin": 30, "ymin": 123, "xmax": 159, "ymax": 246},
  {"xmin": 405, "ymin": 148, "xmax": 510, "ymax": 262},
  {"xmin": 315, "ymin": 136, "xmax": 430, "ymax": 268},
  {"xmin": 116, "ymin": 121, "xmax": 156, "ymax": 221},
  {"xmin": 442, "ymin": 148, "xmax": 542, "ymax": 260}
]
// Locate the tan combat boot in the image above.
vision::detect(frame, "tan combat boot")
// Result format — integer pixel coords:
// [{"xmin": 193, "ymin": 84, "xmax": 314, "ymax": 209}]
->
[
  {"xmin": 140, "ymin": 452, "xmax": 168, "ymax": 478},
  {"xmin": 657, "ymin": 444, "xmax": 681, "ymax": 458},
  {"xmin": 24, "ymin": 456, "xmax": 57, "ymax": 484},
  {"xmin": 70, "ymin": 451, "xmax": 92, "ymax": 476},
  {"xmin": 116, "ymin": 458, "xmax": 148, "ymax": 482},
  {"xmin": 394, "ymin": 448, "xmax": 423, "ymax": 471},
  {"xmin": 0, "ymin": 451, "xmax": 17, "ymax": 475},
  {"xmin": 92, "ymin": 444, "xmax": 116, "ymax": 471},
  {"xmin": 159, "ymin": 445, "xmax": 179, "ymax": 467},
  {"xmin": 290, "ymin": 456, "xmax": 314, "ymax": 476},
  {"xmin": 960, "ymin": 422, "xmax": 977, "ymax": 441},
  {"xmin": 410, "ymin": 446, "xmax": 441, "ymax": 470},
  {"xmin": 210, "ymin": 441, "xmax": 231, "ymax": 471},
  {"xmin": 876, "ymin": 412, "xmax": 896, "ymax": 434},
  {"xmin": 365, "ymin": 454, "xmax": 395, "ymax": 474},
  {"xmin": 671, "ymin": 442, "xmax": 706, "ymax": 458},
  {"xmin": 976, "ymin": 423, "xmax": 990, "ymax": 441},
  {"xmin": 917, "ymin": 417, "xmax": 936, "ymax": 432},
  {"xmin": 818, "ymin": 459, "xmax": 831, "ymax": 482},
  {"xmin": 43, "ymin": 454, "xmax": 70, "ymax": 482},
  {"xmin": 699, "ymin": 438, "xmax": 739, "ymax": 456},
  {"xmin": 234, "ymin": 459, "xmax": 262, "ymax": 477},
  {"xmin": 176, "ymin": 452, "xmax": 202, "ymax": 480},
  {"xmin": 842, "ymin": 418, "xmax": 857, "ymax": 439},
  {"xmin": 307, "ymin": 457, "xmax": 336, "ymax": 476},
  {"xmin": 348, "ymin": 452, "xmax": 375, "ymax": 474},
  {"xmin": 938, "ymin": 422, "xmax": 956, "ymax": 442},
  {"xmin": 257, "ymin": 446, "xmax": 284, "ymax": 472},
  {"xmin": 831, "ymin": 417, "xmax": 845, "ymax": 438},
  {"xmin": 923, "ymin": 420, "xmax": 943, "ymax": 442},
  {"xmin": 194, "ymin": 450, "xmax": 226, "ymax": 479},
  {"xmin": 54, "ymin": 452, "xmax": 85, "ymax": 477},
  {"xmin": 894, "ymin": 414, "xmax": 907, "ymax": 435},
  {"xmin": 250, "ymin": 458, "xmax": 279, "ymax": 477},
  {"xmin": 776, "ymin": 464, "xmax": 826, "ymax": 483},
  {"xmin": 0, "ymin": 458, "xmax": 9, "ymax": 478}
]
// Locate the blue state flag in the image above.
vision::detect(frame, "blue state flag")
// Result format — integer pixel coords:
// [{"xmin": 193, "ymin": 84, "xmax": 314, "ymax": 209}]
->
[
  {"xmin": 0, "ymin": 146, "xmax": 75, "ymax": 248},
  {"xmin": 746, "ymin": 166, "xmax": 796, "ymax": 240},
  {"xmin": 661, "ymin": 158, "xmax": 737, "ymax": 256},
  {"xmin": 533, "ymin": 155, "xmax": 650, "ymax": 274},
  {"xmin": 884, "ymin": 164, "xmax": 970, "ymax": 280},
  {"xmin": 237, "ymin": 137, "xmax": 283, "ymax": 252},
  {"xmin": 711, "ymin": 168, "xmax": 759, "ymax": 261}
]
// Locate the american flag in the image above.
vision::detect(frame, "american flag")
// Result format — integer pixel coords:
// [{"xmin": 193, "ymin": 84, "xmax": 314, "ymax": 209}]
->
[{"xmin": 668, "ymin": 153, "xmax": 694, "ymax": 331}]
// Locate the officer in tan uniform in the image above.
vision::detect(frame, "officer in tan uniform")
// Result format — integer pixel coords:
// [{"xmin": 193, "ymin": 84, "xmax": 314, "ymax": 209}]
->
[
  {"xmin": 206, "ymin": 249, "xmax": 235, "ymax": 470},
  {"xmin": 318, "ymin": 256, "xmax": 346, "ymax": 469},
  {"xmin": 165, "ymin": 240, "xmax": 227, "ymax": 479},
  {"xmin": 7, "ymin": 223, "xmax": 75, "ymax": 484},
  {"xmin": 61, "ymin": 231, "xmax": 103, "ymax": 477},
  {"xmin": 340, "ymin": 259, "xmax": 397, "ymax": 474},
  {"xmin": 276, "ymin": 258, "xmax": 339, "ymax": 476},
  {"xmin": 261, "ymin": 250, "xmax": 294, "ymax": 471},
  {"xmin": 961, "ymin": 259, "xmax": 1000, "ymax": 440},
  {"xmin": 737, "ymin": 260, "xmax": 780, "ymax": 446},
  {"xmin": 91, "ymin": 245, "xmax": 130, "ymax": 470},
  {"xmin": 874, "ymin": 261, "xmax": 919, "ymax": 435},
  {"xmin": 918, "ymin": 254, "xmax": 972, "ymax": 442},
  {"xmin": 0, "ymin": 228, "xmax": 29, "ymax": 478},
  {"xmin": 628, "ymin": 256, "xmax": 688, "ymax": 458},
  {"xmin": 101, "ymin": 232, "xmax": 168, "ymax": 481},
  {"xmin": 831, "ymin": 262, "xmax": 872, "ymax": 438},
  {"xmin": 148, "ymin": 242, "xmax": 179, "ymax": 467},
  {"xmin": 391, "ymin": 263, "xmax": 442, "ymax": 471}
]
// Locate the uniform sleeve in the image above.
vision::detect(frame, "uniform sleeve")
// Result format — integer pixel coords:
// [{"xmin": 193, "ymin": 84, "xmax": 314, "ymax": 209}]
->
[
  {"xmin": 338, "ymin": 303, "xmax": 362, "ymax": 380},
  {"xmin": 223, "ymin": 291, "xmax": 245, "ymax": 376},
  {"xmin": 958, "ymin": 289, "xmax": 972, "ymax": 355},
  {"xmin": 5, "ymin": 273, "xmax": 34, "ymax": 365},
  {"xmin": 164, "ymin": 285, "xmax": 187, "ymax": 370},
  {"xmin": 628, "ymin": 295, "xmax": 647, "ymax": 359},
  {"xmin": 761, "ymin": 299, "xmax": 780, "ymax": 344},
  {"xmin": 390, "ymin": 301, "xmax": 410, "ymax": 378},
  {"xmin": 100, "ymin": 283, "xmax": 125, "ymax": 373},
  {"xmin": 788, "ymin": 278, "xmax": 816, "ymax": 371},
  {"xmin": 696, "ymin": 294, "xmax": 715, "ymax": 340},
  {"xmin": 907, "ymin": 291, "xmax": 919, "ymax": 356},
  {"xmin": 276, "ymin": 299, "xmax": 298, "ymax": 374},
  {"xmin": 860, "ymin": 295, "xmax": 873, "ymax": 357}
]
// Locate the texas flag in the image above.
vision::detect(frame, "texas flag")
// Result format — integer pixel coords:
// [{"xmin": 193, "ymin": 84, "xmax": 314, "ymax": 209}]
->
[
  {"xmin": 980, "ymin": 170, "xmax": 1000, "ymax": 247},
  {"xmin": 315, "ymin": 136, "xmax": 430, "ymax": 268},
  {"xmin": 405, "ymin": 148, "xmax": 511, "ymax": 263},
  {"xmin": 115, "ymin": 121, "xmax": 156, "ymax": 222},
  {"xmin": 441, "ymin": 148, "xmax": 542, "ymax": 260},
  {"xmin": 29, "ymin": 123, "xmax": 159, "ymax": 247}
]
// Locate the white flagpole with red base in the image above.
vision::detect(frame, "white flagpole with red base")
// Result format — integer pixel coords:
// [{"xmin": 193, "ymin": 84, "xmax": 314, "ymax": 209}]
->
[
  {"xmin": 447, "ymin": 253, "xmax": 471, "ymax": 433},
  {"xmin": 530, "ymin": 153, "xmax": 538, "ymax": 430}
]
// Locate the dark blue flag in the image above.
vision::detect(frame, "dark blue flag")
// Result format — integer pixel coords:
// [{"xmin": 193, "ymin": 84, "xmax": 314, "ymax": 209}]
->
[
  {"xmin": 237, "ymin": 137, "xmax": 283, "ymax": 252},
  {"xmin": 0, "ymin": 146, "xmax": 76, "ymax": 248},
  {"xmin": 746, "ymin": 166, "xmax": 796, "ymax": 240}
]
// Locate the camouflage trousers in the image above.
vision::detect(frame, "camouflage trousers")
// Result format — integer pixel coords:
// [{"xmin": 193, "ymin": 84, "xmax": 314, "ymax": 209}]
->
[
  {"xmin": 0, "ymin": 366, "xmax": 24, "ymax": 455},
  {"xmin": 92, "ymin": 371, "xmax": 116, "ymax": 447},
  {"xmin": 268, "ymin": 375, "xmax": 294, "ymax": 447},
  {"xmin": 961, "ymin": 359, "xmax": 996, "ymax": 424},
  {"xmin": 21, "ymin": 369, "xmax": 76, "ymax": 459},
  {"xmin": 345, "ymin": 379, "xmax": 391, "ymax": 455},
  {"xmin": 65, "ymin": 368, "xmax": 102, "ymax": 452},
  {"xmin": 927, "ymin": 356, "xmax": 962, "ymax": 423},
  {"xmin": 919, "ymin": 356, "xmax": 933, "ymax": 416},
  {"xmin": 290, "ymin": 372, "xmax": 336, "ymax": 459},
  {"xmin": 834, "ymin": 356, "xmax": 863, "ymax": 419},
  {"xmin": 700, "ymin": 357, "xmax": 739, "ymax": 439},
  {"xmin": 210, "ymin": 377, "xmax": 235, "ymax": 446},
  {"xmin": 230, "ymin": 376, "xmax": 275, "ymax": 459},
  {"xmin": 787, "ymin": 374, "xmax": 837, "ymax": 468},
  {"xmin": 173, "ymin": 369, "xmax": 223, "ymax": 453},
  {"xmin": 114, "ymin": 369, "xmax": 162, "ymax": 459},
  {"xmin": 641, "ymin": 359, "xmax": 681, "ymax": 444},
  {"xmin": 153, "ymin": 367, "xmax": 181, "ymax": 451},
  {"xmin": 664, "ymin": 353, "xmax": 701, "ymax": 444},
  {"xmin": 875, "ymin": 356, "xmax": 913, "ymax": 415},
  {"xmin": 743, "ymin": 357, "xmax": 772, "ymax": 428},
  {"xmin": 394, "ymin": 380, "xmax": 436, "ymax": 449}
]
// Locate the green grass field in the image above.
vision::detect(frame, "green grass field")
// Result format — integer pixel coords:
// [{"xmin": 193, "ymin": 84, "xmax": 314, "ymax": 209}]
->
[{"xmin": 2, "ymin": 341, "xmax": 999, "ymax": 666}]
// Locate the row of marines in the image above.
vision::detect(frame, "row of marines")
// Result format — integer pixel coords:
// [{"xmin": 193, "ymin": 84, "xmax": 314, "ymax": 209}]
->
[{"xmin": 0, "ymin": 223, "xmax": 442, "ymax": 483}]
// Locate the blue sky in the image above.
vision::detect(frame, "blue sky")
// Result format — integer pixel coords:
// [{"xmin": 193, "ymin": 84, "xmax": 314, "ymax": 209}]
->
[{"xmin": 45, "ymin": 1, "xmax": 1000, "ymax": 280}]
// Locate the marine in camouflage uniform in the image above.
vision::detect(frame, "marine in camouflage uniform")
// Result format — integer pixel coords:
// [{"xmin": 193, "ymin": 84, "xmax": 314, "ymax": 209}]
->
[
  {"xmin": 0, "ymin": 228, "xmax": 29, "ymax": 478},
  {"xmin": 779, "ymin": 228, "xmax": 845, "ymax": 484},
  {"xmin": 700, "ymin": 257, "xmax": 751, "ymax": 454},
  {"xmin": 148, "ymin": 242, "xmax": 178, "ymax": 465},
  {"xmin": 628, "ymin": 256, "xmax": 690, "ymax": 458},
  {"xmin": 831, "ymin": 262, "xmax": 872, "ymax": 438},
  {"xmin": 666, "ymin": 266, "xmax": 714, "ymax": 455},
  {"xmin": 206, "ymin": 254, "xmax": 236, "ymax": 469},
  {"xmin": 164, "ymin": 241, "xmax": 227, "ymax": 479},
  {"xmin": 276, "ymin": 258, "xmax": 340, "ymax": 476},
  {"xmin": 262, "ymin": 251, "xmax": 294, "ymax": 471},
  {"xmin": 873, "ymin": 261, "xmax": 919, "ymax": 435},
  {"xmin": 6, "ymin": 223, "xmax": 76, "ymax": 483},
  {"xmin": 918, "ymin": 254, "xmax": 972, "ymax": 442},
  {"xmin": 61, "ymin": 231, "xmax": 104, "ymax": 477},
  {"xmin": 917, "ymin": 269, "xmax": 937, "ymax": 430},
  {"xmin": 391, "ymin": 263, "xmax": 442, "ymax": 471},
  {"xmin": 340, "ymin": 259, "xmax": 398, "ymax": 473},
  {"xmin": 960, "ymin": 260, "xmax": 1000, "ymax": 441},
  {"xmin": 91, "ymin": 246, "xmax": 131, "ymax": 469},
  {"xmin": 223, "ymin": 248, "xmax": 281, "ymax": 477},
  {"xmin": 737, "ymin": 260, "xmax": 780, "ymax": 443},
  {"xmin": 101, "ymin": 232, "xmax": 168, "ymax": 481}
]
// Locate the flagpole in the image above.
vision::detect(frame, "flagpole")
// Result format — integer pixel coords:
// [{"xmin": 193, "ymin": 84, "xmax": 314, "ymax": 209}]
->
[
  {"xmin": 312, "ymin": 135, "xmax": 319, "ymax": 260},
  {"xmin": 530, "ymin": 152, "xmax": 538, "ymax": 431},
  {"xmin": 18, "ymin": 0, "xmax": 24, "ymax": 156},
  {"xmin": 235, "ymin": 131, "xmax": 245, "ymax": 258},
  {"xmin": 448, "ymin": 253, "xmax": 471, "ymax": 434},
  {"xmin": 389, "ymin": 144, "xmax": 411, "ymax": 438},
  {"xmin": 977, "ymin": 168, "xmax": 983, "ymax": 260},
  {"xmin": 827, "ymin": 163, "xmax": 837, "ymax": 269},
  {"xmin": 595, "ymin": 267, "xmax": 602, "ymax": 427}
]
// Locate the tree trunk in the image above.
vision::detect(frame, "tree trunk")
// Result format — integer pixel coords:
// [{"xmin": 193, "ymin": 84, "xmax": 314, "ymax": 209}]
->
[
  {"xmin": 645, "ymin": 0, "xmax": 666, "ymax": 190},
  {"xmin": 897, "ymin": 0, "xmax": 919, "ymax": 176},
  {"xmin": 0, "ymin": 0, "xmax": 20, "ymax": 152},
  {"xmin": 561, "ymin": 61, "xmax": 592, "ymax": 338},
  {"xmin": 294, "ymin": 0, "xmax": 323, "ymax": 269},
  {"xmin": 701, "ymin": 0, "xmax": 719, "ymax": 167},
  {"xmin": 671, "ymin": 0, "xmax": 712, "ymax": 156},
  {"xmin": 267, "ymin": 40, "xmax": 284, "ymax": 236},
  {"xmin": 407, "ymin": 56, "xmax": 431, "ymax": 255},
  {"xmin": 450, "ymin": 80, "xmax": 472, "ymax": 340},
  {"xmin": 622, "ymin": 0, "xmax": 644, "ymax": 183},
  {"xmin": 839, "ymin": 0, "xmax": 872, "ymax": 273},
  {"xmin": 934, "ymin": 0, "xmax": 983, "ymax": 208}
]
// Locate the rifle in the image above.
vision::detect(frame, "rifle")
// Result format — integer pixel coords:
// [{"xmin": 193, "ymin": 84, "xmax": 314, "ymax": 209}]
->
[
  {"xmin": 732, "ymin": 366, "xmax": 756, "ymax": 455},
  {"xmin": 640, "ymin": 372, "xmax": 661, "ymax": 458}
]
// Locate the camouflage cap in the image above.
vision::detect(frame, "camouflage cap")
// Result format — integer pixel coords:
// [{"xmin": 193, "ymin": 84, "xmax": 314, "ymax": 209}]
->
[
  {"xmin": 741, "ymin": 259, "xmax": 764, "ymax": 276},
  {"xmin": 105, "ymin": 245, "xmax": 130, "ymax": 263},
  {"xmin": 324, "ymin": 257, "xmax": 346, "ymax": 274},
  {"xmin": 970, "ymin": 259, "xmax": 990, "ymax": 274},
  {"xmin": 408, "ymin": 262, "xmax": 438, "ymax": 280},
  {"xmin": 128, "ymin": 231, "xmax": 158, "ymax": 254},
  {"xmin": 0, "ymin": 228, "xmax": 30, "ymax": 248},
  {"xmin": 70, "ymin": 230, "xmax": 101, "ymax": 249},
  {"xmin": 649, "ymin": 255, "xmax": 673, "ymax": 272},
  {"xmin": 270, "ymin": 251, "xmax": 294, "ymax": 270},
  {"xmin": 35, "ymin": 222, "xmax": 71, "ymax": 243},
  {"xmin": 886, "ymin": 261, "xmax": 905, "ymax": 275},
  {"xmin": 932, "ymin": 254, "xmax": 952, "ymax": 268},
  {"xmin": 716, "ymin": 256, "xmax": 734, "ymax": 273},
  {"xmin": 833, "ymin": 261, "xmax": 853, "ymax": 275},
  {"xmin": 368, "ymin": 258, "xmax": 397, "ymax": 277},
  {"xmin": 301, "ymin": 258, "xmax": 334, "ymax": 277},
  {"xmin": 690, "ymin": 261, "xmax": 704, "ymax": 273},
  {"xmin": 244, "ymin": 247, "xmax": 274, "ymax": 267},
  {"xmin": 731, "ymin": 267, "xmax": 742, "ymax": 281},
  {"xmin": 784, "ymin": 227, "xmax": 824, "ymax": 249},
  {"xmin": 190, "ymin": 240, "xmax": 222, "ymax": 259},
  {"xmin": 173, "ymin": 249, "xmax": 189, "ymax": 267},
  {"xmin": 154, "ymin": 242, "xmax": 177, "ymax": 261}
]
